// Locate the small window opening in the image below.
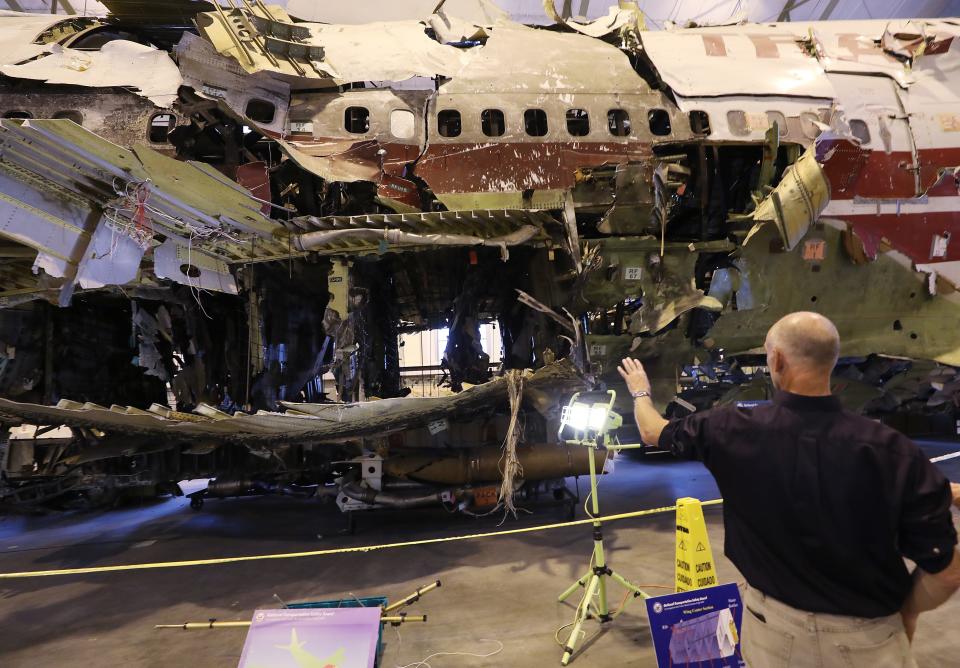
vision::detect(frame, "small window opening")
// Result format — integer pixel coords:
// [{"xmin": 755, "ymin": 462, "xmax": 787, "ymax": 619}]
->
[
  {"xmin": 2, "ymin": 111, "xmax": 32, "ymax": 119},
  {"xmin": 524, "ymin": 109, "xmax": 548, "ymax": 137},
  {"xmin": 799, "ymin": 112, "xmax": 822, "ymax": 139},
  {"xmin": 53, "ymin": 110, "xmax": 83, "ymax": 125},
  {"xmin": 245, "ymin": 99, "xmax": 275, "ymax": 124},
  {"xmin": 689, "ymin": 110, "xmax": 710, "ymax": 135},
  {"xmin": 849, "ymin": 119, "xmax": 871, "ymax": 144},
  {"xmin": 344, "ymin": 106, "xmax": 370, "ymax": 134},
  {"xmin": 148, "ymin": 113, "xmax": 175, "ymax": 143},
  {"xmin": 727, "ymin": 110, "xmax": 748, "ymax": 136},
  {"xmin": 437, "ymin": 109, "xmax": 461, "ymax": 138},
  {"xmin": 566, "ymin": 108, "xmax": 589, "ymax": 137},
  {"xmin": 481, "ymin": 109, "xmax": 504, "ymax": 137},
  {"xmin": 648, "ymin": 108, "xmax": 671, "ymax": 136},
  {"xmin": 607, "ymin": 109, "xmax": 631, "ymax": 137},
  {"xmin": 390, "ymin": 109, "xmax": 415, "ymax": 139},
  {"xmin": 766, "ymin": 111, "xmax": 787, "ymax": 137}
]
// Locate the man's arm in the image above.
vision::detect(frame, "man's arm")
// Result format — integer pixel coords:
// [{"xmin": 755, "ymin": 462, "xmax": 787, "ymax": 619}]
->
[
  {"xmin": 617, "ymin": 357, "xmax": 667, "ymax": 445},
  {"xmin": 902, "ymin": 549, "xmax": 960, "ymax": 641},
  {"xmin": 897, "ymin": 448, "xmax": 960, "ymax": 641}
]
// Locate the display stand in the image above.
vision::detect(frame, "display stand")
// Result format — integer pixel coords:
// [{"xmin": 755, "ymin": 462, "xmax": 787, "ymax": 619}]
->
[{"xmin": 556, "ymin": 391, "xmax": 649, "ymax": 665}]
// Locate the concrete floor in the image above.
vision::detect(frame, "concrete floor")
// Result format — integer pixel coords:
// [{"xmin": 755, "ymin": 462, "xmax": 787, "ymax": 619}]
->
[{"xmin": 1, "ymin": 442, "xmax": 958, "ymax": 668}]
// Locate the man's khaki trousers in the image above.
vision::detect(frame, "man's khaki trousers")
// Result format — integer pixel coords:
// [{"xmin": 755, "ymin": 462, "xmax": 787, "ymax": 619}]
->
[{"xmin": 741, "ymin": 586, "xmax": 917, "ymax": 667}]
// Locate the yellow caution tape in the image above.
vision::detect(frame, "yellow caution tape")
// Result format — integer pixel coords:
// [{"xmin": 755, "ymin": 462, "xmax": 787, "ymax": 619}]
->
[{"xmin": 0, "ymin": 499, "xmax": 723, "ymax": 579}]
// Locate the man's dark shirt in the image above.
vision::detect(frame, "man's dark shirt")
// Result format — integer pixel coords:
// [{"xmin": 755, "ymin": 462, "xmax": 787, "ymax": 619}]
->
[{"xmin": 658, "ymin": 390, "xmax": 957, "ymax": 618}]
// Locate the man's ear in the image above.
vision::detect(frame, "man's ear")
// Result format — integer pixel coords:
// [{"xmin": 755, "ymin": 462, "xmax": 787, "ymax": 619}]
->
[{"xmin": 769, "ymin": 348, "xmax": 785, "ymax": 374}]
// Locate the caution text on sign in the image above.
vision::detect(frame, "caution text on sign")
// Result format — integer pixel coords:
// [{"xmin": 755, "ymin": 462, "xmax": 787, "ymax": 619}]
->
[{"xmin": 675, "ymin": 497, "xmax": 718, "ymax": 593}]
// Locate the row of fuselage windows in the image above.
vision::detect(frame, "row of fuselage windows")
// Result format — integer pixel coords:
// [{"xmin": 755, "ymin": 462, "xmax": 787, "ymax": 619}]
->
[
  {"xmin": 2, "ymin": 110, "xmax": 177, "ymax": 143},
  {"xmin": 342, "ymin": 105, "xmax": 703, "ymax": 139}
]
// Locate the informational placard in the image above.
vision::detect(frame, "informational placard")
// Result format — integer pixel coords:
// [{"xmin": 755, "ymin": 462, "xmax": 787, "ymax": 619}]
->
[
  {"xmin": 238, "ymin": 607, "xmax": 380, "ymax": 668},
  {"xmin": 645, "ymin": 582, "xmax": 745, "ymax": 668}
]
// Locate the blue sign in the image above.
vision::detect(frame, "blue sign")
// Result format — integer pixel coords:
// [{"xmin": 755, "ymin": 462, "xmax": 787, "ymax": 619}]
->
[{"xmin": 645, "ymin": 582, "xmax": 745, "ymax": 667}]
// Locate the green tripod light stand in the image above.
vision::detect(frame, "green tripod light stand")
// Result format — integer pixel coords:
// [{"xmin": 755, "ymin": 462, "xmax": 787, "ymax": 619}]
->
[{"xmin": 557, "ymin": 391, "xmax": 649, "ymax": 665}]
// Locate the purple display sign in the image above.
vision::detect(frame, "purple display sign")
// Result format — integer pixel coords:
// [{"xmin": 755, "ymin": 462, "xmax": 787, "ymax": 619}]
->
[
  {"xmin": 645, "ymin": 582, "xmax": 745, "ymax": 667},
  {"xmin": 238, "ymin": 607, "xmax": 380, "ymax": 668}
]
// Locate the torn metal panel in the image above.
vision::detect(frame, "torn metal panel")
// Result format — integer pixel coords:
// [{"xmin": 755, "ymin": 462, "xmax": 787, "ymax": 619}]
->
[
  {"xmin": 443, "ymin": 21, "xmax": 641, "ymax": 93},
  {"xmin": 284, "ymin": 0, "xmax": 508, "ymax": 25},
  {"xmin": 291, "ymin": 209, "xmax": 551, "ymax": 257},
  {"xmin": 153, "ymin": 239, "xmax": 238, "ymax": 294},
  {"xmin": 175, "ymin": 32, "xmax": 291, "ymax": 137},
  {"xmin": 543, "ymin": 3, "xmax": 644, "ymax": 38},
  {"xmin": 0, "ymin": 118, "xmax": 294, "ymax": 294},
  {"xmin": 0, "ymin": 11, "xmax": 98, "ymax": 65},
  {"xmin": 0, "ymin": 40, "xmax": 182, "ymax": 108},
  {"xmin": 639, "ymin": 25, "xmax": 834, "ymax": 98},
  {"xmin": 0, "ymin": 86, "xmax": 177, "ymax": 154},
  {"xmin": 196, "ymin": 7, "xmax": 470, "ymax": 82},
  {"xmin": 750, "ymin": 139, "xmax": 831, "ymax": 251},
  {"xmin": 426, "ymin": 9, "xmax": 490, "ymax": 44},
  {"xmin": 0, "ymin": 359, "xmax": 585, "ymax": 445},
  {"xmin": 578, "ymin": 237, "xmax": 731, "ymax": 334},
  {"xmin": 0, "ymin": 165, "xmax": 102, "ymax": 286},
  {"xmin": 709, "ymin": 222, "xmax": 960, "ymax": 366}
]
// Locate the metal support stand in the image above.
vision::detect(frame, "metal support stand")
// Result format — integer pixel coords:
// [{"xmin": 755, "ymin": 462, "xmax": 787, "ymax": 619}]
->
[{"xmin": 556, "ymin": 391, "xmax": 649, "ymax": 665}]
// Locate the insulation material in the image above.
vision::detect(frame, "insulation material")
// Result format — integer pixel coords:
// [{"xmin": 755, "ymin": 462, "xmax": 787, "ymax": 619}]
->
[{"xmin": 0, "ymin": 40, "xmax": 182, "ymax": 108}]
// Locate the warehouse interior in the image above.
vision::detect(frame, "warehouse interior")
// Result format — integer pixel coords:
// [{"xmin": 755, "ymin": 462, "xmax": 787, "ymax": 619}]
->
[{"xmin": 2, "ymin": 1, "xmax": 960, "ymax": 666}]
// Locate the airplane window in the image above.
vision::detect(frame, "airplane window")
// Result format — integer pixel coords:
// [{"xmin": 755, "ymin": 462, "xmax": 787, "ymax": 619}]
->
[
  {"xmin": 566, "ymin": 109, "xmax": 589, "ymax": 137},
  {"xmin": 766, "ymin": 111, "xmax": 787, "ymax": 137},
  {"xmin": 344, "ymin": 106, "xmax": 370, "ymax": 134},
  {"xmin": 53, "ymin": 110, "xmax": 83, "ymax": 125},
  {"xmin": 438, "ymin": 109, "xmax": 461, "ymax": 138},
  {"xmin": 850, "ymin": 119, "xmax": 871, "ymax": 144},
  {"xmin": 245, "ymin": 99, "xmax": 276, "ymax": 124},
  {"xmin": 799, "ymin": 112, "xmax": 822, "ymax": 139},
  {"xmin": 524, "ymin": 109, "xmax": 548, "ymax": 137},
  {"xmin": 727, "ymin": 110, "xmax": 749, "ymax": 136},
  {"xmin": 607, "ymin": 109, "xmax": 630, "ymax": 136},
  {"xmin": 648, "ymin": 109, "xmax": 671, "ymax": 136},
  {"xmin": 689, "ymin": 110, "xmax": 710, "ymax": 135},
  {"xmin": 148, "ymin": 113, "xmax": 175, "ymax": 143},
  {"xmin": 2, "ymin": 111, "xmax": 32, "ymax": 119},
  {"xmin": 390, "ymin": 109, "xmax": 416, "ymax": 139},
  {"xmin": 481, "ymin": 109, "xmax": 505, "ymax": 137}
]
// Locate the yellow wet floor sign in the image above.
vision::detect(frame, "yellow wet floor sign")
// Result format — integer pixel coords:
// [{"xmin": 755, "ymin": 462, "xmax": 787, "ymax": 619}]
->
[{"xmin": 675, "ymin": 497, "xmax": 717, "ymax": 592}]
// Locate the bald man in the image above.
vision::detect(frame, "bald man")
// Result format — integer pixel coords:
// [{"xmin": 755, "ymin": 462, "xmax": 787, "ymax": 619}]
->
[{"xmin": 619, "ymin": 312, "xmax": 959, "ymax": 667}]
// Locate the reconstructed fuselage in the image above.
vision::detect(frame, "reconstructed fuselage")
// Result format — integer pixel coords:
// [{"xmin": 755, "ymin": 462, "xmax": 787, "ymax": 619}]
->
[{"xmin": 2, "ymin": 4, "xmax": 960, "ymax": 511}]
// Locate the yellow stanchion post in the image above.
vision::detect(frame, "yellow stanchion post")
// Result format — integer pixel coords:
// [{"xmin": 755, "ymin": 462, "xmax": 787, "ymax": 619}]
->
[{"xmin": 674, "ymin": 497, "xmax": 718, "ymax": 593}]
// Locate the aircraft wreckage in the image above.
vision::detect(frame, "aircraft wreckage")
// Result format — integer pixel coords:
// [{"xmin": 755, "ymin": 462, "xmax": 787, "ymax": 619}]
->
[{"xmin": 2, "ymin": 2, "xmax": 960, "ymax": 512}]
